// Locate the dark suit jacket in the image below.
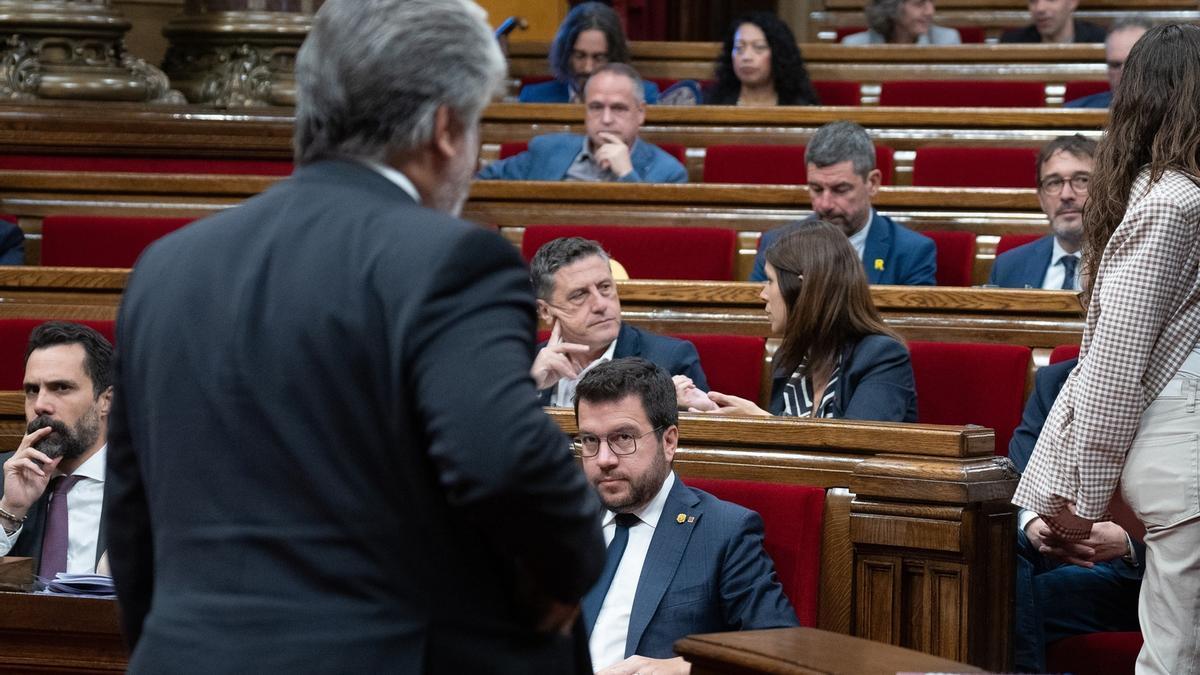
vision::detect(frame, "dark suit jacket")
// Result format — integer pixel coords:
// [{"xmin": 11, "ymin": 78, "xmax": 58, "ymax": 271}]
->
[
  {"xmin": 477, "ymin": 133, "xmax": 687, "ymax": 183},
  {"xmin": 1000, "ymin": 20, "xmax": 1107, "ymax": 43},
  {"xmin": 537, "ymin": 323, "xmax": 707, "ymax": 405},
  {"xmin": 623, "ymin": 476, "xmax": 799, "ymax": 659},
  {"xmin": 0, "ymin": 453, "xmax": 107, "ymax": 574},
  {"xmin": 0, "ymin": 220, "xmax": 23, "ymax": 265},
  {"xmin": 1064, "ymin": 90, "xmax": 1111, "ymax": 109},
  {"xmin": 768, "ymin": 334, "xmax": 918, "ymax": 422},
  {"xmin": 105, "ymin": 160, "xmax": 605, "ymax": 673},
  {"xmin": 518, "ymin": 79, "xmax": 660, "ymax": 104},
  {"xmin": 750, "ymin": 212, "xmax": 937, "ymax": 285},
  {"xmin": 989, "ymin": 235, "xmax": 1055, "ymax": 289}
]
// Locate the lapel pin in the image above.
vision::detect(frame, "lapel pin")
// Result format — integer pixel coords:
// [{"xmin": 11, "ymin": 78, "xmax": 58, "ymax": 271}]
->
[
  {"xmin": 687, "ymin": 516, "xmax": 696, "ymax": 523},
  {"xmin": 676, "ymin": 513, "xmax": 686, "ymax": 524},
  {"xmin": 874, "ymin": 258, "xmax": 885, "ymax": 271}
]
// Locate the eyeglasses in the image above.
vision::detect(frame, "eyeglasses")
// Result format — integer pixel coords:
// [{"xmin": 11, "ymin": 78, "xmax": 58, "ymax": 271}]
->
[
  {"xmin": 572, "ymin": 426, "xmax": 663, "ymax": 457},
  {"xmin": 1039, "ymin": 173, "xmax": 1090, "ymax": 195}
]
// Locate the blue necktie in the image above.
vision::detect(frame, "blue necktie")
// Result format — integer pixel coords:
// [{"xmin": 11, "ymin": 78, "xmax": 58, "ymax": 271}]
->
[
  {"xmin": 582, "ymin": 513, "xmax": 639, "ymax": 634},
  {"xmin": 1060, "ymin": 255, "xmax": 1079, "ymax": 290}
]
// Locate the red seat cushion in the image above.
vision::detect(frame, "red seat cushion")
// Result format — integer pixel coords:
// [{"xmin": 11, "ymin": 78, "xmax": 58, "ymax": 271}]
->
[
  {"xmin": 499, "ymin": 140, "xmax": 686, "ymax": 166},
  {"xmin": 521, "ymin": 225, "xmax": 736, "ymax": 281},
  {"xmin": 671, "ymin": 334, "xmax": 766, "ymax": 401},
  {"xmin": 703, "ymin": 144, "xmax": 893, "ymax": 185},
  {"xmin": 880, "ymin": 80, "xmax": 1046, "ymax": 107},
  {"xmin": 996, "ymin": 233, "xmax": 1043, "ymax": 256},
  {"xmin": 0, "ymin": 154, "xmax": 292, "ymax": 175},
  {"xmin": 498, "ymin": 141, "xmax": 527, "ymax": 160},
  {"xmin": 921, "ymin": 230, "xmax": 976, "ymax": 286},
  {"xmin": 812, "ymin": 81, "xmax": 861, "ymax": 106},
  {"xmin": 912, "ymin": 147, "xmax": 1039, "ymax": 188},
  {"xmin": 1050, "ymin": 344, "xmax": 1081, "ymax": 364},
  {"xmin": 1064, "ymin": 80, "xmax": 1110, "ymax": 104},
  {"xmin": 909, "ymin": 341, "xmax": 1031, "ymax": 454},
  {"xmin": 1046, "ymin": 631, "xmax": 1143, "ymax": 675},
  {"xmin": 0, "ymin": 318, "xmax": 116, "ymax": 390},
  {"xmin": 41, "ymin": 215, "xmax": 194, "ymax": 268},
  {"xmin": 682, "ymin": 477, "xmax": 824, "ymax": 627}
]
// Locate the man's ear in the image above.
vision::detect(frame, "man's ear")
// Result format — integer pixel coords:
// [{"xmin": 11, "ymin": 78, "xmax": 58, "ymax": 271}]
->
[
  {"xmin": 661, "ymin": 424, "xmax": 678, "ymax": 463},
  {"xmin": 536, "ymin": 299, "xmax": 553, "ymax": 324},
  {"xmin": 866, "ymin": 168, "xmax": 882, "ymax": 196},
  {"xmin": 432, "ymin": 105, "xmax": 464, "ymax": 161},
  {"xmin": 98, "ymin": 386, "xmax": 113, "ymax": 418}
]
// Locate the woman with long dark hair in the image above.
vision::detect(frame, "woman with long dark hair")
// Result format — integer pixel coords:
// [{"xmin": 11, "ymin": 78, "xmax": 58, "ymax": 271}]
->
[
  {"xmin": 704, "ymin": 12, "xmax": 819, "ymax": 106},
  {"xmin": 688, "ymin": 221, "xmax": 916, "ymax": 419},
  {"xmin": 1014, "ymin": 24, "xmax": 1200, "ymax": 674}
]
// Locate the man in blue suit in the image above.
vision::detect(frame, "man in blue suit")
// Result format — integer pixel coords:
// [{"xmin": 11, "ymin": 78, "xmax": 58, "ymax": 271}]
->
[
  {"xmin": 480, "ymin": 64, "xmax": 686, "ymax": 184},
  {"xmin": 989, "ymin": 135, "xmax": 1095, "ymax": 290},
  {"xmin": 574, "ymin": 358, "xmax": 799, "ymax": 673},
  {"xmin": 0, "ymin": 219, "xmax": 23, "ymax": 265},
  {"xmin": 530, "ymin": 237, "xmax": 707, "ymax": 408},
  {"xmin": 1063, "ymin": 18, "xmax": 1150, "ymax": 108},
  {"xmin": 749, "ymin": 121, "xmax": 936, "ymax": 284}
]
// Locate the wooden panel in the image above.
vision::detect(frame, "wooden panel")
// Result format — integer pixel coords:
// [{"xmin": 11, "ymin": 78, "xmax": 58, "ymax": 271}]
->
[
  {"xmin": 478, "ymin": 0, "xmax": 563, "ymax": 42},
  {"xmin": 855, "ymin": 556, "xmax": 899, "ymax": 645},
  {"xmin": 818, "ymin": 488, "xmax": 853, "ymax": 635},
  {"xmin": 0, "ymin": 592, "xmax": 127, "ymax": 672}
]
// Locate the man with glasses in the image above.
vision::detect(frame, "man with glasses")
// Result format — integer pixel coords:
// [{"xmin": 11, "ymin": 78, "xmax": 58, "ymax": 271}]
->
[
  {"xmin": 573, "ymin": 358, "xmax": 798, "ymax": 674},
  {"xmin": 1065, "ymin": 17, "xmax": 1152, "ymax": 108},
  {"xmin": 989, "ymin": 135, "xmax": 1096, "ymax": 289},
  {"xmin": 479, "ymin": 64, "xmax": 686, "ymax": 183}
]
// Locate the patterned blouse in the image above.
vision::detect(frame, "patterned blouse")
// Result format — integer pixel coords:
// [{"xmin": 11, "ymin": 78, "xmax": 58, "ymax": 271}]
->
[{"xmin": 780, "ymin": 355, "xmax": 843, "ymax": 418}]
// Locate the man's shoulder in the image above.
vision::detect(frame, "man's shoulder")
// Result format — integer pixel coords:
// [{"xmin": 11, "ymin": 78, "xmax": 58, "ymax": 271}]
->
[
  {"xmin": 878, "ymin": 214, "xmax": 934, "ymax": 249},
  {"xmin": 1074, "ymin": 20, "xmax": 1108, "ymax": 43},
  {"xmin": 678, "ymin": 481, "xmax": 757, "ymax": 528},
  {"xmin": 999, "ymin": 25, "xmax": 1039, "ymax": 42},
  {"xmin": 1064, "ymin": 90, "xmax": 1111, "ymax": 109},
  {"xmin": 518, "ymin": 80, "xmax": 569, "ymax": 103},
  {"xmin": 996, "ymin": 235, "xmax": 1054, "ymax": 265},
  {"xmin": 621, "ymin": 324, "xmax": 693, "ymax": 353}
]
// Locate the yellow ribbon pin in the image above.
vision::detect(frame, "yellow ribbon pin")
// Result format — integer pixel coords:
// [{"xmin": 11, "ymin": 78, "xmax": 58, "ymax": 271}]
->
[
  {"xmin": 874, "ymin": 258, "xmax": 885, "ymax": 271},
  {"xmin": 676, "ymin": 513, "xmax": 687, "ymax": 524}
]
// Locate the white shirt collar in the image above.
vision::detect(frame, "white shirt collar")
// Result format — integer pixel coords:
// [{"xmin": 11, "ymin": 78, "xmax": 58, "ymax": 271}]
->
[
  {"xmin": 68, "ymin": 443, "xmax": 107, "ymax": 483},
  {"xmin": 1051, "ymin": 236, "xmax": 1078, "ymax": 265},
  {"xmin": 846, "ymin": 208, "xmax": 874, "ymax": 258},
  {"xmin": 360, "ymin": 160, "xmax": 421, "ymax": 204},
  {"xmin": 602, "ymin": 470, "xmax": 675, "ymax": 530}
]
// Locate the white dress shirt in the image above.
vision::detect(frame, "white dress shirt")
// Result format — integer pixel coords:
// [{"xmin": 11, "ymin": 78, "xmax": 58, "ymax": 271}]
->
[
  {"xmin": 0, "ymin": 444, "xmax": 107, "ymax": 574},
  {"xmin": 847, "ymin": 209, "xmax": 874, "ymax": 260},
  {"xmin": 361, "ymin": 160, "xmax": 421, "ymax": 203},
  {"xmin": 550, "ymin": 337, "xmax": 619, "ymax": 407},
  {"xmin": 1041, "ymin": 238, "xmax": 1081, "ymax": 290},
  {"xmin": 589, "ymin": 471, "xmax": 675, "ymax": 671}
]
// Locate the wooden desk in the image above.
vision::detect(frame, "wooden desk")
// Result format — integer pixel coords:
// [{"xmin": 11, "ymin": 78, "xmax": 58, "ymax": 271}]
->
[
  {"xmin": 676, "ymin": 626, "xmax": 985, "ymax": 674},
  {"xmin": 0, "ymin": 592, "xmax": 126, "ymax": 672}
]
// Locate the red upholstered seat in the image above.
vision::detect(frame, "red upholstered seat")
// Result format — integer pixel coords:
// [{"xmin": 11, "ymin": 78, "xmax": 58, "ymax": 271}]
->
[
  {"xmin": 41, "ymin": 215, "xmax": 194, "ymax": 268},
  {"xmin": 0, "ymin": 318, "xmax": 116, "ymax": 390},
  {"xmin": 498, "ymin": 141, "xmax": 527, "ymax": 160},
  {"xmin": 921, "ymin": 230, "xmax": 976, "ymax": 286},
  {"xmin": 703, "ymin": 144, "xmax": 894, "ymax": 185},
  {"xmin": 996, "ymin": 233, "xmax": 1043, "ymax": 256},
  {"xmin": 1046, "ymin": 631, "xmax": 1143, "ymax": 675},
  {"xmin": 1050, "ymin": 344, "xmax": 1081, "ymax": 364},
  {"xmin": 908, "ymin": 341, "xmax": 1031, "ymax": 454},
  {"xmin": 879, "ymin": 80, "xmax": 1046, "ymax": 107},
  {"xmin": 0, "ymin": 154, "xmax": 292, "ymax": 176},
  {"xmin": 912, "ymin": 147, "xmax": 1039, "ymax": 188},
  {"xmin": 812, "ymin": 81, "xmax": 861, "ymax": 106},
  {"xmin": 521, "ymin": 225, "xmax": 737, "ymax": 281},
  {"xmin": 682, "ymin": 477, "xmax": 824, "ymax": 627},
  {"xmin": 1064, "ymin": 80, "xmax": 1110, "ymax": 104},
  {"xmin": 498, "ymin": 140, "xmax": 687, "ymax": 166},
  {"xmin": 670, "ymin": 334, "xmax": 766, "ymax": 402}
]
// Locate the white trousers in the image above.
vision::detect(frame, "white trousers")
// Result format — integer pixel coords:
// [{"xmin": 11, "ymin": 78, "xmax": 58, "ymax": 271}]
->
[{"xmin": 1121, "ymin": 366, "xmax": 1200, "ymax": 675}]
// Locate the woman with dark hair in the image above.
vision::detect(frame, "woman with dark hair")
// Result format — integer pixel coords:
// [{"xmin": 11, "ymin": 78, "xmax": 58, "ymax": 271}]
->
[
  {"xmin": 518, "ymin": 1, "xmax": 659, "ymax": 103},
  {"xmin": 704, "ymin": 12, "xmax": 819, "ymax": 106},
  {"xmin": 842, "ymin": 0, "xmax": 960, "ymax": 44},
  {"xmin": 687, "ymin": 221, "xmax": 917, "ymax": 420},
  {"xmin": 1013, "ymin": 24, "xmax": 1200, "ymax": 674}
]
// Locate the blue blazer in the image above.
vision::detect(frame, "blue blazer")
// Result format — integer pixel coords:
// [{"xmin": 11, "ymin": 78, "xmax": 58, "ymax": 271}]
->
[
  {"xmin": 750, "ymin": 213, "xmax": 937, "ymax": 285},
  {"xmin": 0, "ymin": 220, "xmax": 23, "ymax": 265},
  {"xmin": 621, "ymin": 476, "xmax": 799, "ymax": 659},
  {"xmin": 478, "ymin": 133, "xmax": 687, "ymax": 184},
  {"xmin": 518, "ymin": 79, "xmax": 660, "ymax": 104},
  {"xmin": 1064, "ymin": 90, "xmax": 1111, "ymax": 109},
  {"xmin": 538, "ymin": 323, "xmax": 707, "ymax": 405},
  {"xmin": 989, "ymin": 235, "xmax": 1054, "ymax": 289},
  {"xmin": 768, "ymin": 334, "xmax": 918, "ymax": 422}
]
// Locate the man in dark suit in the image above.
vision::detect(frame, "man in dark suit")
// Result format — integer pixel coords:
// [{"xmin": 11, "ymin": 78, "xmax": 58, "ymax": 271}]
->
[
  {"xmin": 1064, "ymin": 18, "xmax": 1151, "ymax": 107},
  {"xmin": 529, "ymin": 237, "xmax": 709, "ymax": 410},
  {"xmin": 999, "ymin": 0, "xmax": 1106, "ymax": 43},
  {"xmin": 573, "ymin": 358, "xmax": 798, "ymax": 673},
  {"xmin": 750, "ymin": 121, "xmax": 936, "ymax": 286},
  {"xmin": 104, "ymin": 1, "xmax": 605, "ymax": 672},
  {"xmin": 989, "ymin": 135, "xmax": 1095, "ymax": 290},
  {"xmin": 0, "ymin": 219, "xmax": 23, "ymax": 265},
  {"xmin": 1009, "ymin": 358, "xmax": 1144, "ymax": 672},
  {"xmin": 0, "ymin": 322, "xmax": 113, "ymax": 576}
]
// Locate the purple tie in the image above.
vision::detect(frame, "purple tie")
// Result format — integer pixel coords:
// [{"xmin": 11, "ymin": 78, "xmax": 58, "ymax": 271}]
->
[{"xmin": 39, "ymin": 475, "xmax": 82, "ymax": 578}]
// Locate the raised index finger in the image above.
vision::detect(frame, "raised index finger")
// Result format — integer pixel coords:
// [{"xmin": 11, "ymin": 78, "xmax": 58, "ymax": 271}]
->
[{"xmin": 548, "ymin": 317, "xmax": 562, "ymax": 345}]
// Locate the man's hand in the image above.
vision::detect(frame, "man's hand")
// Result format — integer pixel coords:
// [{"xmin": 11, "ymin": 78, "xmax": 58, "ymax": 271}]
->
[
  {"xmin": 673, "ymin": 375, "xmax": 717, "ymax": 412},
  {"xmin": 698, "ymin": 391, "xmax": 771, "ymax": 416},
  {"xmin": 1023, "ymin": 516, "xmax": 1047, "ymax": 550},
  {"xmin": 1, "ymin": 426, "xmax": 61, "ymax": 519},
  {"xmin": 530, "ymin": 321, "xmax": 592, "ymax": 391},
  {"xmin": 1036, "ymin": 520, "xmax": 1131, "ymax": 568},
  {"xmin": 1039, "ymin": 502, "xmax": 1094, "ymax": 542},
  {"xmin": 594, "ymin": 132, "xmax": 634, "ymax": 178},
  {"xmin": 597, "ymin": 655, "xmax": 690, "ymax": 675}
]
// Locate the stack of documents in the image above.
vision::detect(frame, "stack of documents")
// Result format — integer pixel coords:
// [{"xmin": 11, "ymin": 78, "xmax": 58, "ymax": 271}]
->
[{"xmin": 38, "ymin": 573, "xmax": 115, "ymax": 597}]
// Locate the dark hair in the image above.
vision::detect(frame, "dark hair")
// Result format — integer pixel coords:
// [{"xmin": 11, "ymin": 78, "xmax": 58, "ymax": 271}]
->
[
  {"xmin": 573, "ymin": 357, "xmax": 678, "ymax": 434},
  {"xmin": 765, "ymin": 221, "xmax": 900, "ymax": 376},
  {"xmin": 805, "ymin": 120, "xmax": 876, "ymax": 179},
  {"xmin": 1036, "ymin": 134, "xmax": 1097, "ymax": 182},
  {"xmin": 25, "ymin": 321, "xmax": 114, "ymax": 396},
  {"xmin": 529, "ymin": 236, "xmax": 610, "ymax": 300},
  {"xmin": 1083, "ymin": 24, "xmax": 1200, "ymax": 295},
  {"xmin": 707, "ymin": 12, "xmax": 819, "ymax": 106},
  {"xmin": 550, "ymin": 1, "xmax": 630, "ymax": 84}
]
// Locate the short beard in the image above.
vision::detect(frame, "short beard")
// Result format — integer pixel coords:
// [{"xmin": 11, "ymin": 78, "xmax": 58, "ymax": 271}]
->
[
  {"xmin": 599, "ymin": 439, "xmax": 672, "ymax": 513},
  {"xmin": 26, "ymin": 407, "xmax": 100, "ymax": 461}
]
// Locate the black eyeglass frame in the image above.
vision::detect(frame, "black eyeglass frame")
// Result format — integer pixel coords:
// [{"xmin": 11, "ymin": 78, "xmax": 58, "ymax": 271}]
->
[{"xmin": 572, "ymin": 426, "xmax": 665, "ymax": 457}]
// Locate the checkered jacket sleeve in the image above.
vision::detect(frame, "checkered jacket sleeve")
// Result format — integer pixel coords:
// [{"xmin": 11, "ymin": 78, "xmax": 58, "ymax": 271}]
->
[{"xmin": 1014, "ymin": 170, "xmax": 1200, "ymax": 520}]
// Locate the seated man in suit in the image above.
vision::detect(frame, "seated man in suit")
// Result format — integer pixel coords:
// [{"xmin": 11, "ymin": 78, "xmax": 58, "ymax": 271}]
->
[
  {"xmin": 999, "ymin": 0, "xmax": 1106, "ymax": 43},
  {"xmin": 518, "ymin": 1, "xmax": 659, "ymax": 104},
  {"xmin": 750, "ymin": 120, "xmax": 936, "ymax": 285},
  {"xmin": 1065, "ymin": 18, "xmax": 1152, "ymax": 108},
  {"xmin": 480, "ymin": 63, "xmax": 686, "ymax": 184},
  {"xmin": 1010, "ymin": 357, "xmax": 1144, "ymax": 672},
  {"xmin": 989, "ymin": 135, "xmax": 1094, "ymax": 290},
  {"xmin": 574, "ymin": 358, "xmax": 799, "ymax": 674},
  {"xmin": 530, "ymin": 237, "xmax": 709, "ymax": 410},
  {"xmin": 0, "ymin": 219, "xmax": 22, "ymax": 265},
  {"xmin": 0, "ymin": 322, "xmax": 113, "ymax": 576}
]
